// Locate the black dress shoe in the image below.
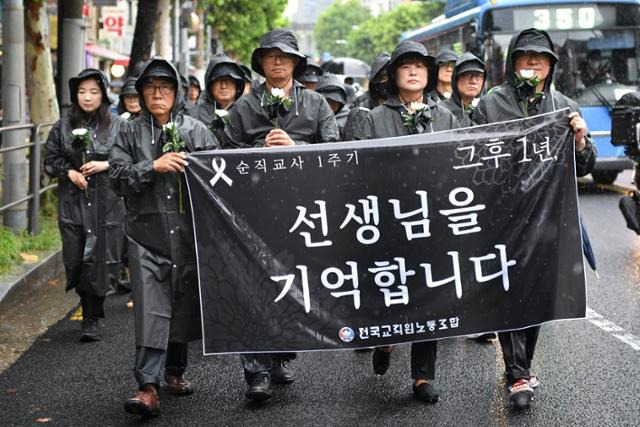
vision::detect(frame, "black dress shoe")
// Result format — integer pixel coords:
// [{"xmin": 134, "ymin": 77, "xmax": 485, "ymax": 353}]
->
[
  {"xmin": 271, "ymin": 360, "xmax": 294, "ymax": 384},
  {"xmin": 372, "ymin": 348, "xmax": 391, "ymax": 375},
  {"xmin": 80, "ymin": 319, "xmax": 100, "ymax": 342},
  {"xmin": 412, "ymin": 382, "xmax": 439, "ymax": 403},
  {"xmin": 245, "ymin": 372, "xmax": 272, "ymax": 401}
]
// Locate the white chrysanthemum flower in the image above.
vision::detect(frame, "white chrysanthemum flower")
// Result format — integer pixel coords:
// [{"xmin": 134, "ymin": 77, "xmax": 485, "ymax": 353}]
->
[
  {"xmin": 72, "ymin": 128, "xmax": 88, "ymax": 136},
  {"xmin": 215, "ymin": 109, "xmax": 229, "ymax": 117},
  {"xmin": 120, "ymin": 112, "xmax": 131, "ymax": 120},
  {"xmin": 519, "ymin": 69, "xmax": 535, "ymax": 79},
  {"xmin": 443, "ymin": 91, "xmax": 452, "ymax": 99},
  {"xmin": 162, "ymin": 122, "xmax": 175, "ymax": 131},
  {"xmin": 471, "ymin": 98, "xmax": 480, "ymax": 107},
  {"xmin": 271, "ymin": 87, "xmax": 285, "ymax": 98},
  {"xmin": 410, "ymin": 101, "xmax": 427, "ymax": 112}
]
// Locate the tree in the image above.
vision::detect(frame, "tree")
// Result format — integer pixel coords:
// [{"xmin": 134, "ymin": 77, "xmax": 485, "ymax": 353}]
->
[
  {"xmin": 25, "ymin": 0, "xmax": 59, "ymax": 126},
  {"xmin": 314, "ymin": 0, "xmax": 371, "ymax": 58},
  {"xmin": 154, "ymin": 0, "xmax": 172, "ymax": 59},
  {"xmin": 202, "ymin": 0, "xmax": 289, "ymax": 65},
  {"xmin": 345, "ymin": 2, "xmax": 444, "ymax": 64},
  {"xmin": 127, "ymin": 0, "xmax": 160, "ymax": 77}
]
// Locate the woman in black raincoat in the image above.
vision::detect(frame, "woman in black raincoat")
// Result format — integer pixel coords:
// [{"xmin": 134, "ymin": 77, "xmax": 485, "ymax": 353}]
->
[
  {"xmin": 358, "ymin": 41, "xmax": 459, "ymax": 403},
  {"xmin": 44, "ymin": 68, "xmax": 127, "ymax": 342},
  {"xmin": 441, "ymin": 52, "xmax": 487, "ymax": 128},
  {"xmin": 428, "ymin": 49, "xmax": 458, "ymax": 103},
  {"xmin": 109, "ymin": 57, "xmax": 218, "ymax": 417},
  {"xmin": 187, "ymin": 75, "xmax": 201, "ymax": 104},
  {"xmin": 316, "ymin": 73, "xmax": 350, "ymax": 139},
  {"xmin": 191, "ymin": 53, "xmax": 245, "ymax": 141},
  {"xmin": 117, "ymin": 76, "xmax": 142, "ymax": 121},
  {"xmin": 473, "ymin": 28, "xmax": 596, "ymax": 410},
  {"xmin": 343, "ymin": 51, "xmax": 391, "ymax": 141}
]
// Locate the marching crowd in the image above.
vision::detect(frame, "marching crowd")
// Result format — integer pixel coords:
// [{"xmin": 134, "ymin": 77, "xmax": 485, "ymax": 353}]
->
[{"xmin": 43, "ymin": 27, "xmax": 595, "ymax": 418}]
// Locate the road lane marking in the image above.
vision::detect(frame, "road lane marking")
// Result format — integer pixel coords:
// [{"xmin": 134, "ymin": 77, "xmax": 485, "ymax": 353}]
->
[{"xmin": 586, "ymin": 307, "xmax": 640, "ymax": 351}]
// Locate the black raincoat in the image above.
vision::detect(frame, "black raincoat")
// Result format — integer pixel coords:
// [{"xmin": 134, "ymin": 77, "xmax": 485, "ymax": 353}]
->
[
  {"xmin": 473, "ymin": 29, "xmax": 596, "ymax": 176},
  {"xmin": 316, "ymin": 73, "xmax": 350, "ymax": 140},
  {"xmin": 344, "ymin": 52, "xmax": 391, "ymax": 141},
  {"xmin": 441, "ymin": 52, "xmax": 486, "ymax": 127},
  {"xmin": 117, "ymin": 76, "xmax": 141, "ymax": 120},
  {"xmin": 109, "ymin": 57, "xmax": 219, "ymax": 350},
  {"xmin": 223, "ymin": 80, "xmax": 339, "ymax": 148},
  {"xmin": 191, "ymin": 54, "xmax": 244, "ymax": 141},
  {"xmin": 44, "ymin": 70, "xmax": 127, "ymax": 297}
]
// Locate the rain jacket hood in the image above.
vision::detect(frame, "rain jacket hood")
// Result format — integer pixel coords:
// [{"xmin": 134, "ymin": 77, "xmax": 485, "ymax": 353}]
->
[
  {"xmin": 299, "ymin": 61, "xmax": 323, "ymax": 83},
  {"xmin": 442, "ymin": 52, "xmax": 486, "ymax": 126},
  {"xmin": 251, "ymin": 29, "xmax": 307, "ymax": 77},
  {"xmin": 135, "ymin": 57, "xmax": 185, "ymax": 122},
  {"xmin": 69, "ymin": 68, "xmax": 110, "ymax": 108},
  {"xmin": 386, "ymin": 41, "xmax": 438, "ymax": 95},
  {"xmin": 316, "ymin": 73, "xmax": 348, "ymax": 112},
  {"xmin": 505, "ymin": 28, "xmax": 558, "ymax": 93},
  {"xmin": 204, "ymin": 54, "xmax": 245, "ymax": 103},
  {"xmin": 370, "ymin": 51, "xmax": 391, "ymax": 83}
]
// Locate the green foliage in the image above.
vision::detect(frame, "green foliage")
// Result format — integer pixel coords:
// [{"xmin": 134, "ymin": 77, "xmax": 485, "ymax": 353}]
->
[
  {"xmin": 345, "ymin": 2, "xmax": 444, "ymax": 64},
  {"xmin": 0, "ymin": 226, "xmax": 22, "ymax": 273},
  {"xmin": 314, "ymin": 0, "xmax": 371, "ymax": 58},
  {"xmin": 19, "ymin": 216, "xmax": 61, "ymax": 253},
  {"xmin": 203, "ymin": 0, "xmax": 290, "ymax": 65}
]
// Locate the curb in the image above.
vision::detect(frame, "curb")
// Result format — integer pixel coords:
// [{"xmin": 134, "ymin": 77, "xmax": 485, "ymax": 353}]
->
[{"xmin": 0, "ymin": 249, "xmax": 64, "ymax": 305}]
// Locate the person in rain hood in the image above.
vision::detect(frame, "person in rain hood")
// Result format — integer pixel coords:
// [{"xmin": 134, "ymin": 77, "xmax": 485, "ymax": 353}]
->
[
  {"xmin": 343, "ymin": 51, "xmax": 390, "ymax": 141},
  {"xmin": 44, "ymin": 68, "xmax": 127, "ymax": 342},
  {"xmin": 223, "ymin": 28, "xmax": 338, "ymax": 401},
  {"xmin": 239, "ymin": 64, "xmax": 253, "ymax": 95},
  {"xmin": 109, "ymin": 57, "xmax": 219, "ymax": 418},
  {"xmin": 117, "ymin": 76, "xmax": 142, "ymax": 120},
  {"xmin": 316, "ymin": 73, "xmax": 350, "ymax": 139},
  {"xmin": 298, "ymin": 60, "xmax": 323, "ymax": 91},
  {"xmin": 473, "ymin": 28, "xmax": 596, "ymax": 410},
  {"xmin": 191, "ymin": 53, "xmax": 245, "ymax": 141},
  {"xmin": 180, "ymin": 74, "xmax": 197, "ymax": 116},
  {"xmin": 187, "ymin": 75, "xmax": 201, "ymax": 104},
  {"xmin": 441, "ymin": 52, "xmax": 486, "ymax": 127},
  {"xmin": 358, "ymin": 41, "xmax": 458, "ymax": 404},
  {"xmin": 428, "ymin": 49, "xmax": 458, "ymax": 102}
]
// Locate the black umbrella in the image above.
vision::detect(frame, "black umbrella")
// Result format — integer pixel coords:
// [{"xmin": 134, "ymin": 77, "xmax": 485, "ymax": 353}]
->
[
  {"xmin": 321, "ymin": 57, "xmax": 371, "ymax": 78},
  {"xmin": 580, "ymin": 216, "xmax": 599, "ymax": 278}
]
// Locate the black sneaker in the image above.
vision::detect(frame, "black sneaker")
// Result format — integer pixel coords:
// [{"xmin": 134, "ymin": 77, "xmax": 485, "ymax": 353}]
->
[
  {"xmin": 271, "ymin": 360, "xmax": 294, "ymax": 384},
  {"xmin": 412, "ymin": 382, "xmax": 439, "ymax": 403},
  {"xmin": 372, "ymin": 348, "xmax": 391, "ymax": 375},
  {"xmin": 80, "ymin": 319, "xmax": 100, "ymax": 342},
  {"xmin": 245, "ymin": 372, "xmax": 272, "ymax": 401},
  {"xmin": 509, "ymin": 379, "xmax": 534, "ymax": 409}
]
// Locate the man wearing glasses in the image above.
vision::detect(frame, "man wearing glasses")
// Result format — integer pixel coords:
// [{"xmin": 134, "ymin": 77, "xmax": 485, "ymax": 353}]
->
[
  {"xmin": 223, "ymin": 29, "xmax": 339, "ymax": 401},
  {"xmin": 441, "ymin": 52, "xmax": 487, "ymax": 127},
  {"xmin": 109, "ymin": 57, "xmax": 218, "ymax": 418}
]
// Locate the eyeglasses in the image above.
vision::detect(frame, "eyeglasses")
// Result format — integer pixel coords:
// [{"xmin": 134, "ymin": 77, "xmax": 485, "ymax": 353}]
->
[
  {"xmin": 262, "ymin": 53, "xmax": 294, "ymax": 63},
  {"xmin": 142, "ymin": 83, "xmax": 174, "ymax": 95},
  {"xmin": 459, "ymin": 71, "xmax": 484, "ymax": 81}
]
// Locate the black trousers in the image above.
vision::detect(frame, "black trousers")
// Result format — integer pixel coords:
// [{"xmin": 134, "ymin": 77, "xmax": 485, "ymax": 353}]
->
[
  {"xmin": 78, "ymin": 292, "xmax": 105, "ymax": 320},
  {"xmin": 134, "ymin": 342, "xmax": 188, "ymax": 388},
  {"xmin": 241, "ymin": 352, "xmax": 296, "ymax": 382},
  {"xmin": 498, "ymin": 326, "xmax": 540, "ymax": 383},
  {"xmin": 410, "ymin": 340, "xmax": 438, "ymax": 380}
]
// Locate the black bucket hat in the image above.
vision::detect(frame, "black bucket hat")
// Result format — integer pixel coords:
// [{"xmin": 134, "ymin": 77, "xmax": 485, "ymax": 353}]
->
[
  {"xmin": 435, "ymin": 49, "xmax": 458, "ymax": 65},
  {"xmin": 386, "ymin": 41, "xmax": 438, "ymax": 94},
  {"xmin": 370, "ymin": 51, "xmax": 391, "ymax": 83},
  {"xmin": 316, "ymin": 73, "xmax": 347, "ymax": 110},
  {"xmin": 188, "ymin": 75, "xmax": 201, "ymax": 91},
  {"xmin": 69, "ymin": 68, "xmax": 110, "ymax": 105},
  {"xmin": 512, "ymin": 28, "xmax": 559, "ymax": 62},
  {"xmin": 120, "ymin": 77, "xmax": 138, "ymax": 97},
  {"xmin": 251, "ymin": 29, "xmax": 307, "ymax": 77},
  {"xmin": 299, "ymin": 61, "xmax": 323, "ymax": 83}
]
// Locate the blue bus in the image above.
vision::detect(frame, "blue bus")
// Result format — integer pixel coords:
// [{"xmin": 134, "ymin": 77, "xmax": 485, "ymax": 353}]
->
[{"xmin": 403, "ymin": 0, "xmax": 640, "ymax": 184}]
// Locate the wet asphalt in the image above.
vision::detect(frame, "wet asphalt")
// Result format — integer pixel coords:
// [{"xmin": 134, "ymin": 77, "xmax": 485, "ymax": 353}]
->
[{"xmin": 0, "ymin": 177, "xmax": 639, "ymax": 426}]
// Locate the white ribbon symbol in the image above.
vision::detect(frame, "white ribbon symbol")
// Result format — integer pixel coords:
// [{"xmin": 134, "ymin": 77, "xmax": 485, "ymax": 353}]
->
[{"xmin": 209, "ymin": 157, "xmax": 233, "ymax": 188}]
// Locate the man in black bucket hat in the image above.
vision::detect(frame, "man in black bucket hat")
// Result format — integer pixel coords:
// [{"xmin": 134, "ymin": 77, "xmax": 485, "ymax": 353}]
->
[{"xmin": 223, "ymin": 29, "xmax": 338, "ymax": 402}]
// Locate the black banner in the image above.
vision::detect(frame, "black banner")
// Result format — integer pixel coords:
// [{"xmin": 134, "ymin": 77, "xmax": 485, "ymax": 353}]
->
[{"xmin": 185, "ymin": 109, "xmax": 586, "ymax": 355}]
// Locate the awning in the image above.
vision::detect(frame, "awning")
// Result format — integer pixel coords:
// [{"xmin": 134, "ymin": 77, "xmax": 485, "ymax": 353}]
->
[{"xmin": 85, "ymin": 43, "xmax": 129, "ymax": 66}]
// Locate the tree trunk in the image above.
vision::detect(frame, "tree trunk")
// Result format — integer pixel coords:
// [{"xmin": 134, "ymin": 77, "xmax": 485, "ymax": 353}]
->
[
  {"xmin": 127, "ymin": 0, "xmax": 160, "ymax": 77},
  {"xmin": 154, "ymin": 0, "xmax": 171, "ymax": 59},
  {"xmin": 25, "ymin": 0, "xmax": 60, "ymax": 128}
]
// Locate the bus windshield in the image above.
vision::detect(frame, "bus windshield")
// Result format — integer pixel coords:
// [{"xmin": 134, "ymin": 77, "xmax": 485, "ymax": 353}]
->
[{"xmin": 482, "ymin": 3, "xmax": 640, "ymax": 104}]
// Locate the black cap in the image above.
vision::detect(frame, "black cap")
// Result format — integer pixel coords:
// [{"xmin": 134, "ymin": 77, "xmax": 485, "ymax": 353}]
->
[
  {"xmin": 188, "ymin": 75, "xmax": 201, "ymax": 91},
  {"xmin": 120, "ymin": 77, "xmax": 138, "ymax": 96},
  {"xmin": 512, "ymin": 28, "xmax": 559, "ymax": 61},
  {"xmin": 134, "ymin": 58, "xmax": 178, "ymax": 94},
  {"xmin": 299, "ymin": 61, "xmax": 323, "ymax": 83},
  {"xmin": 386, "ymin": 41, "xmax": 438, "ymax": 94},
  {"xmin": 436, "ymin": 49, "xmax": 458, "ymax": 65},
  {"xmin": 69, "ymin": 68, "xmax": 110, "ymax": 105},
  {"xmin": 251, "ymin": 29, "xmax": 307, "ymax": 77}
]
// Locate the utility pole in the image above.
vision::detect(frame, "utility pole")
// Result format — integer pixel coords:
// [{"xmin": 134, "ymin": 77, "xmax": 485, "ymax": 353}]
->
[
  {"xmin": 58, "ymin": 0, "xmax": 85, "ymax": 116},
  {"xmin": 173, "ymin": 0, "xmax": 180, "ymax": 64},
  {"xmin": 2, "ymin": 0, "xmax": 28, "ymax": 232}
]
